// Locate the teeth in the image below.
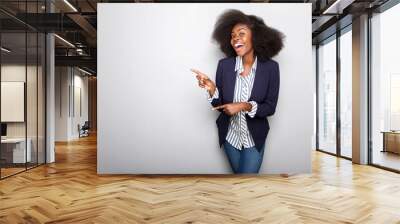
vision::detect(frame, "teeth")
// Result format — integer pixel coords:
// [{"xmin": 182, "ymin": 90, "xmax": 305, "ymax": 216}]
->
[{"xmin": 235, "ymin": 43, "xmax": 243, "ymax": 48}]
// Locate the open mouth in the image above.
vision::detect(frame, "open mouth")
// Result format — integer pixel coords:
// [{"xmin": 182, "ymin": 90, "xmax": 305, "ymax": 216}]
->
[{"xmin": 234, "ymin": 43, "xmax": 244, "ymax": 50}]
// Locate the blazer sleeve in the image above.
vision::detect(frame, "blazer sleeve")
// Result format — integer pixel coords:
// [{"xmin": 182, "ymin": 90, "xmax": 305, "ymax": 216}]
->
[
  {"xmin": 254, "ymin": 61, "xmax": 280, "ymax": 119},
  {"xmin": 210, "ymin": 59, "xmax": 224, "ymax": 111}
]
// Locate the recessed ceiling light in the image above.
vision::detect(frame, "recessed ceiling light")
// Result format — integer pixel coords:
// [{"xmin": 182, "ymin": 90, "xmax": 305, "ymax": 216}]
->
[
  {"xmin": 1, "ymin": 47, "xmax": 11, "ymax": 53},
  {"xmin": 63, "ymin": 0, "xmax": 78, "ymax": 12},
  {"xmin": 322, "ymin": 0, "xmax": 354, "ymax": 15},
  {"xmin": 54, "ymin": 34, "xmax": 75, "ymax": 48},
  {"xmin": 78, "ymin": 67, "xmax": 93, "ymax": 76}
]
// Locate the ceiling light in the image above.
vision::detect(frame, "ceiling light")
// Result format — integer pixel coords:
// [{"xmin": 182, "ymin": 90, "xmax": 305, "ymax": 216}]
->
[
  {"xmin": 63, "ymin": 0, "xmax": 78, "ymax": 12},
  {"xmin": 322, "ymin": 0, "xmax": 354, "ymax": 15},
  {"xmin": 54, "ymin": 34, "xmax": 75, "ymax": 48},
  {"xmin": 1, "ymin": 47, "xmax": 11, "ymax": 53},
  {"xmin": 78, "ymin": 67, "xmax": 93, "ymax": 76}
]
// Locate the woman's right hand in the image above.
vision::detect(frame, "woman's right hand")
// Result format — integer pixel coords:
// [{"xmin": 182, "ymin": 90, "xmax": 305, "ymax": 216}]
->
[{"xmin": 191, "ymin": 69, "xmax": 216, "ymax": 96}]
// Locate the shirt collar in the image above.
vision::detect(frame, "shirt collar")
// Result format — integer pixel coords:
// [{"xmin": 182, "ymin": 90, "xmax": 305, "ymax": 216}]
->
[{"xmin": 235, "ymin": 55, "xmax": 257, "ymax": 74}]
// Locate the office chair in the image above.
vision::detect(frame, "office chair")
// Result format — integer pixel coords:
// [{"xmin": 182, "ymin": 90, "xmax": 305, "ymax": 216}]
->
[{"xmin": 79, "ymin": 121, "xmax": 90, "ymax": 138}]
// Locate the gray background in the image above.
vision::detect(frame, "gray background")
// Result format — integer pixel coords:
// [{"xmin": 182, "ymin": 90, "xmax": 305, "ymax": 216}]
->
[{"xmin": 97, "ymin": 3, "xmax": 313, "ymax": 174}]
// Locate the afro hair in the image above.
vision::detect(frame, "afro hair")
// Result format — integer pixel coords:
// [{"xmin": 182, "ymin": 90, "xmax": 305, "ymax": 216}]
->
[{"xmin": 212, "ymin": 9, "xmax": 285, "ymax": 61}]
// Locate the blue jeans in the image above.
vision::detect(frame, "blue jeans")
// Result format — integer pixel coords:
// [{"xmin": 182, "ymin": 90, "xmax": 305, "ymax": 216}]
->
[{"xmin": 223, "ymin": 141, "xmax": 265, "ymax": 174}]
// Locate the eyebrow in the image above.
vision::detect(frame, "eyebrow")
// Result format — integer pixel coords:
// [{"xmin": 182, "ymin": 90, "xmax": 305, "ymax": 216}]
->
[{"xmin": 231, "ymin": 27, "xmax": 247, "ymax": 34}]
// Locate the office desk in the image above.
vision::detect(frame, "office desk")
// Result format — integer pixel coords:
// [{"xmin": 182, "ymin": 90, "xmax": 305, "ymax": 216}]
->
[
  {"xmin": 381, "ymin": 131, "xmax": 400, "ymax": 154},
  {"xmin": 1, "ymin": 138, "xmax": 31, "ymax": 163}
]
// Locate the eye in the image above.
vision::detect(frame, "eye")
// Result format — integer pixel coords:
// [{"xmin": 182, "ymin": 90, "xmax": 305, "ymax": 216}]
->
[{"xmin": 239, "ymin": 32, "xmax": 245, "ymax": 37}]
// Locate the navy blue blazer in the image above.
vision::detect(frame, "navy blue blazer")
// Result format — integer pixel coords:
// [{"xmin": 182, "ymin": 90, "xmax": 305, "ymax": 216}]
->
[{"xmin": 210, "ymin": 57, "xmax": 280, "ymax": 151}]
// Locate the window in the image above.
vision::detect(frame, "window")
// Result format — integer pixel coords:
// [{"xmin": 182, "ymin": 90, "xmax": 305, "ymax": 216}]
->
[
  {"xmin": 339, "ymin": 28, "xmax": 352, "ymax": 158},
  {"xmin": 318, "ymin": 36, "xmax": 337, "ymax": 154},
  {"xmin": 370, "ymin": 2, "xmax": 400, "ymax": 171}
]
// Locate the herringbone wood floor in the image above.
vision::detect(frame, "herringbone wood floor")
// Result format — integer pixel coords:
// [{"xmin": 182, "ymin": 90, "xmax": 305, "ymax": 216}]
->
[{"xmin": 1, "ymin": 134, "xmax": 400, "ymax": 224}]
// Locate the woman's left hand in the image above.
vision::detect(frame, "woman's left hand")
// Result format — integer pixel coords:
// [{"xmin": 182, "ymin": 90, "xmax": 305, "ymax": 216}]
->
[{"xmin": 213, "ymin": 102, "xmax": 251, "ymax": 116}]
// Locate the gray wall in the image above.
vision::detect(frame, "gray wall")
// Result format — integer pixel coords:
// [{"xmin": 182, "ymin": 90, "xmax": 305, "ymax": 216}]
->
[{"xmin": 98, "ymin": 3, "xmax": 313, "ymax": 174}]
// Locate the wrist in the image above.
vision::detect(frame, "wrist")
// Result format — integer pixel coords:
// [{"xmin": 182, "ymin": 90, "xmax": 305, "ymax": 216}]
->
[
  {"xmin": 208, "ymin": 86, "xmax": 216, "ymax": 96},
  {"xmin": 241, "ymin": 102, "xmax": 252, "ymax": 112}
]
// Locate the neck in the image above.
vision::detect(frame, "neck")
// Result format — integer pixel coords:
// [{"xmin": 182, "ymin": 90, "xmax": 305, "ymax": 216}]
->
[{"xmin": 242, "ymin": 50, "xmax": 255, "ymax": 66}]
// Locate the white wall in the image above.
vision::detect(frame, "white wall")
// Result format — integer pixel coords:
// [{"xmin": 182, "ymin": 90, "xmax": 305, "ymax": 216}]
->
[
  {"xmin": 1, "ymin": 65, "xmax": 40, "ymax": 138},
  {"xmin": 312, "ymin": 45, "xmax": 317, "ymax": 150},
  {"xmin": 55, "ymin": 67, "xmax": 89, "ymax": 141},
  {"xmin": 98, "ymin": 3, "xmax": 313, "ymax": 174},
  {"xmin": 72, "ymin": 72, "xmax": 89, "ymax": 138},
  {"xmin": 55, "ymin": 67, "xmax": 70, "ymax": 141}
]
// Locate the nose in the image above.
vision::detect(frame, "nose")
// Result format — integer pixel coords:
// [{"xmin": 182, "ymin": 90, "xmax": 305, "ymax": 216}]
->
[{"xmin": 232, "ymin": 34, "xmax": 239, "ymax": 42}]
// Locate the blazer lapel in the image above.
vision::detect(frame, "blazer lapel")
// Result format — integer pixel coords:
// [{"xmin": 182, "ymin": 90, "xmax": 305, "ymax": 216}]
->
[
  {"xmin": 249, "ymin": 60, "xmax": 264, "ymax": 101},
  {"xmin": 225, "ymin": 58, "xmax": 237, "ymax": 103}
]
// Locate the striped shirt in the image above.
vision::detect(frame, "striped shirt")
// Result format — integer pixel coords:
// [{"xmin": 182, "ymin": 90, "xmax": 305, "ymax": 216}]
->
[{"xmin": 207, "ymin": 56, "xmax": 258, "ymax": 150}]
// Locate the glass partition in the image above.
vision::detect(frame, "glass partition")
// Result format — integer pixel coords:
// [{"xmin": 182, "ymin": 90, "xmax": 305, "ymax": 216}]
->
[
  {"xmin": 0, "ymin": 1, "xmax": 46, "ymax": 179},
  {"xmin": 318, "ymin": 36, "xmax": 337, "ymax": 155},
  {"xmin": 38, "ymin": 32, "xmax": 45, "ymax": 165},
  {"xmin": 0, "ymin": 31, "xmax": 28, "ymax": 177},
  {"xmin": 27, "ymin": 31, "xmax": 38, "ymax": 169}
]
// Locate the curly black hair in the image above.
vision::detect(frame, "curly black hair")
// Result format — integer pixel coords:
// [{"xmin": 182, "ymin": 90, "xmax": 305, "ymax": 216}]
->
[{"xmin": 212, "ymin": 9, "xmax": 285, "ymax": 61}]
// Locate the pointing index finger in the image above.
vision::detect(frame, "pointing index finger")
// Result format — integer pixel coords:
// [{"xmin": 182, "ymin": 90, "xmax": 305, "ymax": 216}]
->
[{"xmin": 191, "ymin": 68, "xmax": 206, "ymax": 76}]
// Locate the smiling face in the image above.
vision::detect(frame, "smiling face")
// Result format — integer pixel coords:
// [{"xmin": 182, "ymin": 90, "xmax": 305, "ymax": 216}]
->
[{"xmin": 230, "ymin": 23, "xmax": 253, "ymax": 57}]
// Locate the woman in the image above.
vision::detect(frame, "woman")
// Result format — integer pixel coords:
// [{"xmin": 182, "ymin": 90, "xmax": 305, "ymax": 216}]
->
[{"xmin": 191, "ymin": 9, "xmax": 284, "ymax": 174}]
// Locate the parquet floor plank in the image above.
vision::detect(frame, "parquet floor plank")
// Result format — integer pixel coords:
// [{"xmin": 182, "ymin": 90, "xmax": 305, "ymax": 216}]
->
[{"xmin": 1, "ymin": 134, "xmax": 400, "ymax": 223}]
